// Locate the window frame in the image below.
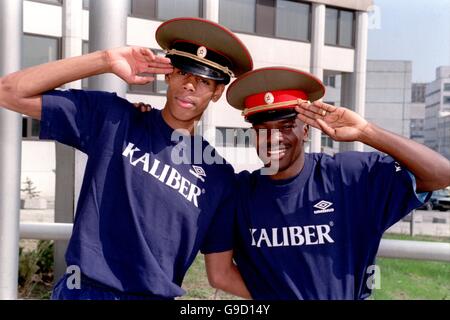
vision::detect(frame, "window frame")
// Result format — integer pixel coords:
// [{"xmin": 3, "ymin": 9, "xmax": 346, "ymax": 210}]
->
[
  {"xmin": 22, "ymin": 116, "xmax": 41, "ymax": 141},
  {"xmin": 325, "ymin": 6, "xmax": 355, "ymax": 48},
  {"xmin": 29, "ymin": 0, "xmax": 62, "ymax": 6},
  {"xmin": 219, "ymin": 0, "xmax": 312, "ymax": 43},
  {"xmin": 22, "ymin": 32, "xmax": 62, "ymax": 69},
  {"xmin": 129, "ymin": 0, "xmax": 204, "ymax": 21}
]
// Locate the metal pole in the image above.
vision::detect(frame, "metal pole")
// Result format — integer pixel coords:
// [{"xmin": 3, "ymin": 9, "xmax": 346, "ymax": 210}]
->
[
  {"xmin": 0, "ymin": 0, "xmax": 23, "ymax": 300},
  {"xmin": 309, "ymin": 3, "xmax": 325, "ymax": 153},
  {"xmin": 53, "ymin": 0, "xmax": 83, "ymax": 284},
  {"xmin": 378, "ymin": 239, "xmax": 450, "ymax": 262},
  {"xmin": 89, "ymin": 0, "xmax": 129, "ymax": 97}
]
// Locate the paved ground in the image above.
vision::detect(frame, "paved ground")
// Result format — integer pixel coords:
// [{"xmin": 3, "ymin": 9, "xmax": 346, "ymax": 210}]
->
[
  {"xmin": 387, "ymin": 209, "xmax": 450, "ymax": 237},
  {"xmin": 19, "ymin": 208, "xmax": 450, "ymax": 237}
]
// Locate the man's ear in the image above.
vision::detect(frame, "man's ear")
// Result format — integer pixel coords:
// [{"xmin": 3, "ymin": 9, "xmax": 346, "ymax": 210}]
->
[
  {"xmin": 211, "ymin": 83, "xmax": 225, "ymax": 102},
  {"xmin": 303, "ymin": 124, "xmax": 310, "ymax": 142},
  {"xmin": 165, "ymin": 74, "xmax": 170, "ymax": 84}
]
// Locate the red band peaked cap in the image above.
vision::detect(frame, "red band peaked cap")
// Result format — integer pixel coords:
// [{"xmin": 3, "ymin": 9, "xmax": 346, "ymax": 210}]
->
[{"xmin": 227, "ymin": 67, "xmax": 325, "ymax": 119}]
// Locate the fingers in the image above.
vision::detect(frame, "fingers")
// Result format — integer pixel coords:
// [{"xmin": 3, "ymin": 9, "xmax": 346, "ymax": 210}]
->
[
  {"xmin": 295, "ymin": 105, "xmax": 323, "ymax": 121},
  {"xmin": 296, "ymin": 113, "xmax": 320, "ymax": 129},
  {"xmin": 131, "ymin": 75, "xmax": 155, "ymax": 85},
  {"xmin": 139, "ymin": 47, "xmax": 155, "ymax": 60},
  {"xmin": 134, "ymin": 102, "xmax": 152, "ymax": 113},
  {"xmin": 295, "ymin": 100, "xmax": 337, "ymax": 118},
  {"xmin": 143, "ymin": 67, "xmax": 174, "ymax": 75}
]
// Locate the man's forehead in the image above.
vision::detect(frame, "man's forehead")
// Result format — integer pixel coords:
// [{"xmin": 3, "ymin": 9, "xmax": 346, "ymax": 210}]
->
[{"xmin": 253, "ymin": 117, "xmax": 297, "ymax": 128}]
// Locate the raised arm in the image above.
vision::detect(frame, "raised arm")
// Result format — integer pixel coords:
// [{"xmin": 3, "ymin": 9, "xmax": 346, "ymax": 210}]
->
[
  {"xmin": 205, "ymin": 251, "xmax": 252, "ymax": 299},
  {"xmin": 295, "ymin": 101, "xmax": 450, "ymax": 192},
  {"xmin": 0, "ymin": 47, "xmax": 173, "ymax": 120}
]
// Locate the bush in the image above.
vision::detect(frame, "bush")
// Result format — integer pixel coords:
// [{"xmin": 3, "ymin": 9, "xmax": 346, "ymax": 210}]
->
[{"xmin": 18, "ymin": 240, "xmax": 54, "ymax": 299}]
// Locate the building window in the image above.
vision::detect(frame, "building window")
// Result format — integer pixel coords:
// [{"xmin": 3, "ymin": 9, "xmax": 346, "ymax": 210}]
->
[
  {"xmin": 324, "ymin": 75, "xmax": 336, "ymax": 88},
  {"xmin": 83, "ymin": 0, "xmax": 89, "ymax": 10},
  {"xmin": 325, "ymin": 7, "xmax": 354, "ymax": 47},
  {"xmin": 22, "ymin": 34, "xmax": 61, "ymax": 69},
  {"xmin": 219, "ymin": 0, "xmax": 311, "ymax": 42},
  {"xmin": 321, "ymin": 134, "xmax": 333, "ymax": 148},
  {"xmin": 31, "ymin": 0, "xmax": 62, "ymax": 5},
  {"xmin": 275, "ymin": 0, "xmax": 310, "ymax": 41},
  {"xmin": 220, "ymin": 0, "xmax": 256, "ymax": 33},
  {"xmin": 444, "ymin": 83, "xmax": 450, "ymax": 92},
  {"xmin": 444, "ymin": 96, "xmax": 450, "ymax": 104},
  {"xmin": 216, "ymin": 127, "xmax": 255, "ymax": 148},
  {"xmin": 129, "ymin": 0, "xmax": 202, "ymax": 20},
  {"xmin": 22, "ymin": 117, "xmax": 41, "ymax": 140},
  {"xmin": 412, "ymin": 83, "xmax": 426, "ymax": 103}
]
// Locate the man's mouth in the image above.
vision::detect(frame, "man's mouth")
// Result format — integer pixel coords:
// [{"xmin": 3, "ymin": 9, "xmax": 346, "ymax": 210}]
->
[
  {"xmin": 176, "ymin": 97, "xmax": 195, "ymax": 109},
  {"xmin": 267, "ymin": 144, "xmax": 289, "ymax": 158}
]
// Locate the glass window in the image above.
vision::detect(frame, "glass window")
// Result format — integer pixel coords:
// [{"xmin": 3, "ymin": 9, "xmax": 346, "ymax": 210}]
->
[
  {"xmin": 31, "ymin": 0, "xmax": 62, "ymax": 5},
  {"xmin": 321, "ymin": 133, "xmax": 333, "ymax": 148},
  {"xmin": 444, "ymin": 83, "xmax": 450, "ymax": 91},
  {"xmin": 338, "ymin": 10, "xmax": 354, "ymax": 47},
  {"xmin": 326, "ymin": 7, "xmax": 354, "ymax": 47},
  {"xmin": 255, "ymin": 0, "xmax": 275, "ymax": 36},
  {"xmin": 325, "ymin": 8, "xmax": 338, "ymax": 45},
  {"xmin": 444, "ymin": 96, "xmax": 450, "ymax": 104},
  {"xmin": 275, "ymin": 0, "xmax": 310, "ymax": 41},
  {"xmin": 83, "ymin": 0, "xmax": 89, "ymax": 10},
  {"xmin": 157, "ymin": 0, "xmax": 202, "ymax": 20},
  {"xmin": 324, "ymin": 75, "xmax": 336, "ymax": 87},
  {"xmin": 219, "ymin": 0, "xmax": 256, "ymax": 33},
  {"xmin": 22, "ymin": 117, "xmax": 41, "ymax": 139},
  {"xmin": 130, "ymin": 0, "xmax": 157, "ymax": 19},
  {"xmin": 22, "ymin": 34, "xmax": 61, "ymax": 69}
]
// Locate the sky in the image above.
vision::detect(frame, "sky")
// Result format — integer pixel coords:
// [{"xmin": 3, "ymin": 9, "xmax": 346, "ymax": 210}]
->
[{"xmin": 367, "ymin": 0, "xmax": 450, "ymax": 82}]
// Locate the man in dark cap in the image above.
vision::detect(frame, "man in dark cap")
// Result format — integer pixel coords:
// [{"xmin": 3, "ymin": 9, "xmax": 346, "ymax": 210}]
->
[
  {"xmin": 205, "ymin": 67, "xmax": 450, "ymax": 300},
  {"xmin": 0, "ymin": 17, "xmax": 252, "ymax": 299}
]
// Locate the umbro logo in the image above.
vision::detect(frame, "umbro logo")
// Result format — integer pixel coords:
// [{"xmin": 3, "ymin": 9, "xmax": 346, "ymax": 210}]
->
[
  {"xmin": 189, "ymin": 165, "xmax": 207, "ymax": 182},
  {"xmin": 394, "ymin": 162, "xmax": 402, "ymax": 172},
  {"xmin": 313, "ymin": 200, "xmax": 334, "ymax": 214}
]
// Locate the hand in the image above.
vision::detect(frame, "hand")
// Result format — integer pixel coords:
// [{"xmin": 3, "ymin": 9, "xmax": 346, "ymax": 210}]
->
[
  {"xmin": 133, "ymin": 102, "xmax": 152, "ymax": 113},
  {"xmin": 105, "ymin": 47, "xmax": 173, "ymax": 85},
  {"xmin": 295, "ymin": 100, "xmax": 369, "ymax": 142}
]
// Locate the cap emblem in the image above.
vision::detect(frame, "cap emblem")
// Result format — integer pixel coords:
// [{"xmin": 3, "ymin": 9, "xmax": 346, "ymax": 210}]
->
[
  {"xmin": 264, "ymin": 92, "xmax": 275, "ymax": 104},
  {"xmin": 197, "ymin": 46, "xmax": 207, "ymax": 58}
]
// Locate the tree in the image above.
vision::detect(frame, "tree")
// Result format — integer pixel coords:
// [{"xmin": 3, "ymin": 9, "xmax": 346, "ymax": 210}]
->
[{"xmin": 21, "ymin": 177, "xmax": 41, "ymax": 199}]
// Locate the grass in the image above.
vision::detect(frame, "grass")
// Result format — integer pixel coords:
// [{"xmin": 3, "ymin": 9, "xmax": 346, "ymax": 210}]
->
[
  {"xmin": 371, "ymin": 257, "xmax": 449, "ymax": 300},
  {"xmin": 370, "ymin": 233, "xmax": 450, "ymax": 300},
  {"xmin": 180, "ymin": 254, "xmax": 241, "ymax": 300},
  {"xmin": 382, "ymin": 233, "xmax": 450, "ymax": 243}
]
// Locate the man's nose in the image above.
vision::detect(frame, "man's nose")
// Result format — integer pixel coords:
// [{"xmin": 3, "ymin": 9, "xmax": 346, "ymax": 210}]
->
[{"xmin": 183, "ymin": 74, "xmax": 197, "ymax": 92}]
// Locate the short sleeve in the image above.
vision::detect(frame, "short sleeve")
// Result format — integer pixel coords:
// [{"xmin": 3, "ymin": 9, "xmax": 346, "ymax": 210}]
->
[
  {"xmin": 200, "ymin": 169, "xmax": 237, "ymax": 254},
  {"xmin": 39, "ymin": 89, "xmax": 124, "ymax": 154},
  {"xmin": 345, "ymin": 152, "xmax": 432, "ymax": 233}
]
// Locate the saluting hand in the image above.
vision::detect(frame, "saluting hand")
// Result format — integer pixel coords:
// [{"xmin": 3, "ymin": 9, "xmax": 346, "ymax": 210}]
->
[
  {"xmin": 295, "ymin": 100, "xmax": 369, "ymax": 142},
  {"xmin": 105, "ymin": 47, "xmax": 173, "ymax": 85}
]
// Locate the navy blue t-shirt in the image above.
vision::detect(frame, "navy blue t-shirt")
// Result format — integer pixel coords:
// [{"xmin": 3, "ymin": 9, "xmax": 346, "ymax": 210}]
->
[
  {"xmin": 40, "ymin": 89, "xmax": 235, "ymax": 298},
  {"xmin": 234, "ymin": 152, "xmax": 429, "ymax": 300}
]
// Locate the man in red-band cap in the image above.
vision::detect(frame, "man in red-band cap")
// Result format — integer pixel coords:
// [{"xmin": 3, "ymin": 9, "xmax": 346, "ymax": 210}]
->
[
  {"xmin": 205, "ymin": 67, "xmax": 450, "ymax": 300},
  {"xmin": 0, "ymin": 17, "xmax": 253, "ymax": 300}
]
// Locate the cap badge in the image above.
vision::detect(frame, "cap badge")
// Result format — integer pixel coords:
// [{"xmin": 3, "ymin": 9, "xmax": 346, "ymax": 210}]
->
[
  {"xmin": 197, "ymin": 46, "xmax": 207, "ymax": 58},
  {"xmin": 264, "ymin": 92, "xmax": 275, "ymax": 104}
]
